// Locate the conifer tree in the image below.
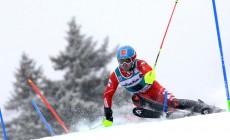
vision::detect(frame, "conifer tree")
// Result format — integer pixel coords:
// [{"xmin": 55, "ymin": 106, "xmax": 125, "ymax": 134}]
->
[
  {"xmin": 4, "ymin": 53, "xmax": 49, "ymax": 140},
  {"xmin": 50, "ymin": 18, "xmax": 117, "ymax": 130}
]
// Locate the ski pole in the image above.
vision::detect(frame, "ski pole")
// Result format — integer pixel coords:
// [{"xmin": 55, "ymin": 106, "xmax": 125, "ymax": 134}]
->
[
  {"xmin": 28, "ymin": 79, "xmax": 70, "ymax": 133},
  {"xmin": 154, "ymin": 0, "xmax": 179, "ymax": 70},
  {"xmin": 212, "ymin": 0, "xmax": 230, "ymax": 111},
  {"xmin": 89, "ymin": 124, "xmax": 102, "ymax": 130},
  {"xmin": 0, "ymin": 108, "xmax": 8, "ymax": 140}
]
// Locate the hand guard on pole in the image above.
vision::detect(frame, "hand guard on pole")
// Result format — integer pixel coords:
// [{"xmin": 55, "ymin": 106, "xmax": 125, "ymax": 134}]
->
[{"xmin": 144, "ymin": 69, "xmax": 156, "ymax": 84}]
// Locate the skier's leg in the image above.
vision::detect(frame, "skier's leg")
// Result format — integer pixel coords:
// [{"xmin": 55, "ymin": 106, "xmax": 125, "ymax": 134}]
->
[
  {"xmin": 172, "ymin": 99, "xmax": 214, "ymax": 114},
  {"xmin": 132, "ymin": 93, "xmax": 175, "ymax": 112},
  {"xmin": 132, "ymin": 94, "xmax": 193, "ymax": 119},
  {"xmin": 131, "ymin": 93, "xmax": 165, "ymax": 118},
  {"xmin": 147, "ymin": 81, "xmax": 178, "ymax": 106},
  {"xmin": 131, "ymin": 81, "xmax": 177, "ymax": 112}
]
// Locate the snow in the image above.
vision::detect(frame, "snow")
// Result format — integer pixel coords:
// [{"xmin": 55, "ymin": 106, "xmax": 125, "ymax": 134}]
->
[{"xmin": 34, "ymin": 112, "xmax": 230, "ymax": 140}]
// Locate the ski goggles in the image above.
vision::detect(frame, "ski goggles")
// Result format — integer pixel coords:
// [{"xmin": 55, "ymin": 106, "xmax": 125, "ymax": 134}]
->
[{"xmin": 118, "ymin": 58, "xmax": 132, "ymax": 65}]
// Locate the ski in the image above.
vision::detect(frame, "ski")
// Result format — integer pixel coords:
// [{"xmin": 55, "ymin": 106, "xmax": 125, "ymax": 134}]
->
[{"xmin": 133, "ymin": 106, "xmax": 225, "ymax": 119}]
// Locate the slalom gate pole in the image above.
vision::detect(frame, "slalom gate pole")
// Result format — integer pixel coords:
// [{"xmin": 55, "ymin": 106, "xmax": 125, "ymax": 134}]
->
[
  {"xmin": 212, "ymin": 0, "xmax": 230, "ymax": 111},
  {"xmin": 32, "ymin": 100, "xmax": 56, "ymax": 136},
  {"xmin": 154, "ymin": 0, "xmax": 179, "ymax": 70},
  {"xmin": 163, "ymin": 91, "xmax": 168, "ymax": 112},
  {"xmin": 0, "ymin": 108, "xmax": 8, "ymax": 140},
  {"xmin": 28, "ymin": 79, "xmax": 70, "ymax": 133}
]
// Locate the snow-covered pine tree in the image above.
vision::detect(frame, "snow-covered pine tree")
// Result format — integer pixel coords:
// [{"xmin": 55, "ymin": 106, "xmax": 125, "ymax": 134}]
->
[
  {"xmin": 4, "ymin": 53, "xmax": 50, "ymax": 140},
  {"xmin": 50, "ymin": 18, "xmax": 117, "ymax": 130}
]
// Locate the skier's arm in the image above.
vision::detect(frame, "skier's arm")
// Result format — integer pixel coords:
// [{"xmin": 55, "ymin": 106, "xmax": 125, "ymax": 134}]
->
[
  {"xmin": 103, "ymin": 72, "xmax": 119, "ymax": 108},
  {"xmin": 102, "ymin": 72, "xmax": 118, "ymax": 127},
  {"xmin": 137, "ymin": 60, "xmax": 156, "ymax": 84}
]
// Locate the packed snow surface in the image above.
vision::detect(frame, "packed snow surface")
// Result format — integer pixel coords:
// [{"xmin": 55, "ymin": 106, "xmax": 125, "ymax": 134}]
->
[{"xmin": 35, "ymin": 112, "xmax": 230, "ymax": 140}]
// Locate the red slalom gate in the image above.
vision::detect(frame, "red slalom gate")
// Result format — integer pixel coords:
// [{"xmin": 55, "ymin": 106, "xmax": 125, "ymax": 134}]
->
[{"xmin": 28, "ymin": 79, "xmax": 70, "ymax": 134}]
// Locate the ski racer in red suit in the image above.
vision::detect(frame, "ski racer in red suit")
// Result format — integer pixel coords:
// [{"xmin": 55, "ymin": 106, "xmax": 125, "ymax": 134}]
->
[{"xmin": 102, "ymin": 45, "xmax": 223, "ymax": 127}]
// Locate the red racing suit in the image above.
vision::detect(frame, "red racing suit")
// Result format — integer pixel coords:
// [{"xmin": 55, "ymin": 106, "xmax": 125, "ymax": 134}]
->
[{"xmin": 103, "ymin": 59, "xmax": 176, "ymax": 108}]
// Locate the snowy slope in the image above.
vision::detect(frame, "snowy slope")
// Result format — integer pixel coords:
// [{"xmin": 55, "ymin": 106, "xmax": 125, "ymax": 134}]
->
[{"xmin": 34, "ymin": 112, "xmax": 230, "ymax": 140}]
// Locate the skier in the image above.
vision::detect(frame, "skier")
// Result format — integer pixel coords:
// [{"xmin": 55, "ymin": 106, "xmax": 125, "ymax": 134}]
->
[{"xmin": 102, "ymin": 45, "xmax": 222, "ymax": 127}]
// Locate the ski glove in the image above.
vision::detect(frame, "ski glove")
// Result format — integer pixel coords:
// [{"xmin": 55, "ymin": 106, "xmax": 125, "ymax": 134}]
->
[
  {"xmin": 102, "ymin": 108, "xmax": 113, "ymax": 127},
  {"xmin": 102, "ymin": 119, "xmax": 113, "ymax": 127},
  {"xmin": 144, "ymin": 69, "xmax": 156, "ymax": 84}
]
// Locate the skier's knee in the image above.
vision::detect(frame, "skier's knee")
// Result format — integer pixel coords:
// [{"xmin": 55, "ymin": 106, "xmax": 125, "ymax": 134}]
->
[
  {"xmin": 132, "ymin": 94, "xmax": 145, "ymax": 107},
  {"xmin": 132, "ymin": 94, "xmax": 141, "ymax": 106},
  {"xmin": 132, "ymin": 94, "xmax": 139, "ymax": 102}
]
